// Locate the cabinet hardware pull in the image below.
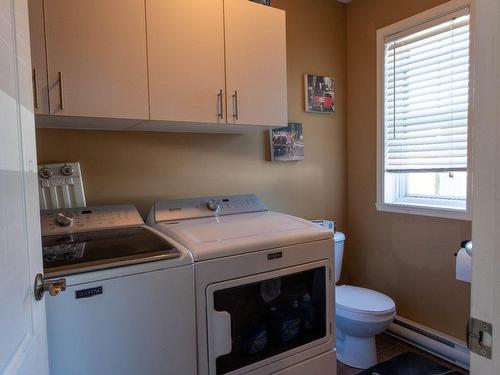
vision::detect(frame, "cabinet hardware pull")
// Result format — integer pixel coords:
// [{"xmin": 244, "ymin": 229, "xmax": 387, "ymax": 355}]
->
[
  {"xmin": 232, "ymin": 90, "xmax": 239, "ymax": 120},
  {"xmin": 58, "ymin": 72, "xmax": 64, "ymax": 110},
  {"xmin": 217, "ymin": 89, "xmax": 223, "ymax": 119},
  {"xmin": 32, "ymin": 69, "xmax": 39, "ymax": 109}
]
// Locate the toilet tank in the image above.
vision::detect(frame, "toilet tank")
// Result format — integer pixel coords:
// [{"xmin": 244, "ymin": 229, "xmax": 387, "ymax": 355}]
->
[{"xmin": 334, "ymin": 232, "xmax": 345, "ymax": 284}]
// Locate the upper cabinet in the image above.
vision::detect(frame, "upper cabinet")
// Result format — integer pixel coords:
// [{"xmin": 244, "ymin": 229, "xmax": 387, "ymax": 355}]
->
[
  {"xmin": 225, "ymin": 0, "xmax": 287, "ymax": 127},
  {"xmin": 146, "ymin": 0, "xmax": 226, "ymax": 124},
  {"xmin": 43, "ymin": 0, "xmax": 149, "ymax": 119},
  {"xmin": 29, "ymin": 0, "xmax": 287, "ymax": 132},
  {"xmin": 28, "ymin": 0, "xmax": 49, "ymax": 115}
]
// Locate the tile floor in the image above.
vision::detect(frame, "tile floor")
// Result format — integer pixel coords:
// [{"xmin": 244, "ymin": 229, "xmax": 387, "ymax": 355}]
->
[{"xmin": 336, "ymin": 333, "xmax": 469, "ymax": 375}]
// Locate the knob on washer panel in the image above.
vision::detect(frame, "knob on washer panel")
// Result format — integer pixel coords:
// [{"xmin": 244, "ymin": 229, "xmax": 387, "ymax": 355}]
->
[
  {"xmin": 55, "ymin": 212, "xmax": 74, "ymax": 227},
  {"xmin": 39, "ymin": 166, "xmax": 53, "ymax": 179},
  {"xmin": 60, "ymin": 164, "xmax": 74, "ymax": 176},
  {"xmin": 206, "ymin": 200, "xmax": 220, "ymax": 212}
]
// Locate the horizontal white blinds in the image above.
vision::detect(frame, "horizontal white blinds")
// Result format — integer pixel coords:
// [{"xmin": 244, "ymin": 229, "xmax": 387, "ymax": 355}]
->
[{"xmin": 384, "ymin": 10, "xmax": 470, "ymax": 173}]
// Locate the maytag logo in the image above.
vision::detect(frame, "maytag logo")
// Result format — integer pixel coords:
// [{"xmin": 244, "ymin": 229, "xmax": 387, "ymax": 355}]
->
[
  {"xmin": 75, "ymin": 286, "xmax": 103, "ymax": 299},
  {"xmin": 267, "ymin": 251, "xmax": 282, "ymax": 260}
]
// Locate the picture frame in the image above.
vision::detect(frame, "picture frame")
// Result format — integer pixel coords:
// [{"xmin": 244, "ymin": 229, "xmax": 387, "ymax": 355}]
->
[
  {"xmin": 269, "ymin": 123, "xmax": 304, "ymax": 162},
  {"xmin": 304, "ymin": 74, "xmax": 335, "ymax": 113}
]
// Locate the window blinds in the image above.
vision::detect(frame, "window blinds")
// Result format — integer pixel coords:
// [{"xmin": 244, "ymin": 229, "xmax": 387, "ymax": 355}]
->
[{"xmin": 384, "ymin": 9, "xmax": 470, "ymax": 173}]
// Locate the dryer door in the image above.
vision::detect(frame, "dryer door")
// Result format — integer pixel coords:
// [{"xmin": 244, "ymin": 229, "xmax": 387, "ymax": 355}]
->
[{"xmin": 206, "ymin": 260, "xmax": 330, "ymax": 375}]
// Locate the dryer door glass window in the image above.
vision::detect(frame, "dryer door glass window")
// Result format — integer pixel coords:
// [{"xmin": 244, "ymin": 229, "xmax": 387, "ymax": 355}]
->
[{"xmin": 213, "ymin": 266, "xmax": 326, "ymax": 374}]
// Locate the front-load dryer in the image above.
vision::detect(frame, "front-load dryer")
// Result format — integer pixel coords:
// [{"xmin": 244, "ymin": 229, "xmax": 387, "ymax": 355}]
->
[
  {"xmin": 41, "ymin": 204, "xmax": 197, "ymax": 375},
  {"xmin": 147, "ymin": 194, "xmax": 337, "ymax": 375}
]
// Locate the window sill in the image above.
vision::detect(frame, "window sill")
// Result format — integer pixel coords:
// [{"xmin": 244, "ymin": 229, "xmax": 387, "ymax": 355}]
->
[{"xmin": 375, "ymin": 202, "xmax": 472, "ymax": 221}]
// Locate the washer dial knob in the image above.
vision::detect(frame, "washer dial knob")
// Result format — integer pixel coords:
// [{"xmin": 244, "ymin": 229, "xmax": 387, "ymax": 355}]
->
[
  {"xmin": 206, "ymin": 200, "xmax": 220, "ymax": 212},
  {"xmin": 55, "ymin": 212, "xmax": 74, "ymax": 227}
]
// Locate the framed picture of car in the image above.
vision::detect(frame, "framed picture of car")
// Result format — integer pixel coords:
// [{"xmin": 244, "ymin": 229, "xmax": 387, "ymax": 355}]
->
[{"xmin": 304, "ymin": 74, "xmax": 335, "ymax": 113}]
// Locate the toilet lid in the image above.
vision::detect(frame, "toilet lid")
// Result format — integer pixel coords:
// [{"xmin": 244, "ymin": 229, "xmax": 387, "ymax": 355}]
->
[{"xmin": 336, "ymin": 285, "xmax": 395, "ymax": 313}]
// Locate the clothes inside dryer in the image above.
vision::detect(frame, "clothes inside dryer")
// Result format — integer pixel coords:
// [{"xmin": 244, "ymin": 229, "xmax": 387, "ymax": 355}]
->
[{"xmin": 213, "ymin": 266, "xmax": 327, "ymax": 374}]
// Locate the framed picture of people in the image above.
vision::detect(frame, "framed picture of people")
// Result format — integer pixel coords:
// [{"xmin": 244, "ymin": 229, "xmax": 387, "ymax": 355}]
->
[
  {"xmin": 269, "ymin": 123, "xmax": 304, "ymax": 162},
  {"xmin": 304, "ymin": 74, "xmax": 335, "ymax": 113}
]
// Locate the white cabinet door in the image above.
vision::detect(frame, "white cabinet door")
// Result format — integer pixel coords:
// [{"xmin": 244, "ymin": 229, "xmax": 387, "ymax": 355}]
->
[
  {"xmin": 224, "ymin": 0, "xmax": 287, "ymax": 127},
  {"xmin": 0, "ymin": 0, "xmax": 49, "ymax": 374},
  {"xmin": 27, "ymin": 0, "xmax": 49, "ymax": 115},
  {"xmin": 43, "ymin": 0, "xmax": 149, "ymax": 119},
  {"xmin": 147, "ymin": 0, "xmax": 226, "ymax": 124}
]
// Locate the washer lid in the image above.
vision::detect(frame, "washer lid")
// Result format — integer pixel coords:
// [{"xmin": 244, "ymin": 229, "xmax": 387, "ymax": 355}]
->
[
  {"xmin": 152, "ymin": 211, "xmax": 333, "ymax": 261},
  {"xmin": 336, "ymin": 285, "xmax": 395, "ymax": 313},
  {"xmin": 42, "ymin": 226, "xmax": 181, "ymax": 277}
]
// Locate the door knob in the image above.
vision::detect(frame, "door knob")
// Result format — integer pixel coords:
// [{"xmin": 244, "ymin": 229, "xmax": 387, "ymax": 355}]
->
[{"xmin": 34, "ymin": 273, "xmax": 67, "ymax": 301}]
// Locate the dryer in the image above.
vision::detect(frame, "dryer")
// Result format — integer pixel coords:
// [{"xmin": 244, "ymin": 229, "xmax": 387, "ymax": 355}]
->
[
  {"xmin": 147, "ymin": 195, "xmax": 336, "ymax": 375},
  {"xmin": 41, "ymin": 204, "xmax": 197, "ymax": 375}
]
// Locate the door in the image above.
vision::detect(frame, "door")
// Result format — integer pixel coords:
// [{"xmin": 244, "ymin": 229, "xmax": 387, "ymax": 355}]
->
[
  {"xmin": 469, "ymin": 0, "xmax": 500, "ymax": 373},
  {"xmin": 206, "ymin": 261, "xmax": 330, "ymax": 375},
  {"xmin": 43, "ymin": 0, "xmax": 149, "ymax": 119},
  {"xmin": 27, "ymin": 0, "xmax": 49, "ymax": 115},
  {"xmin": 0, "ymin": 0, "xmax": 49, "ymax": 374},
  {"xmin": 224, "ymin": 0, "xmax": 287, "ymax": 127},
  {"xmin": 147, "ymin": 0, "xmax": 226, "ymax": 124}
]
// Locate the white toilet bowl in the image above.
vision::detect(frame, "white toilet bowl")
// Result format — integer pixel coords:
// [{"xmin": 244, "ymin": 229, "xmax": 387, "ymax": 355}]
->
[
  {"xmin": 328, "ymin": 231, "xmax": 396, "ymax": 369},
  {"xmin": 335, "ymin": 285, "xmax": 396, "ymax": 369}
]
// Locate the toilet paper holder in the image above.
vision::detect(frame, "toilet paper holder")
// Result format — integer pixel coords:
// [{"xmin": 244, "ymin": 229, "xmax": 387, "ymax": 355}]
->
[
  {"xmin": 455, "ymin": 240, "xmax": 472, "ymax": 256},
  {"xmin": 455, "ymin": 240, "xmax": 472, "ymax": 283}
]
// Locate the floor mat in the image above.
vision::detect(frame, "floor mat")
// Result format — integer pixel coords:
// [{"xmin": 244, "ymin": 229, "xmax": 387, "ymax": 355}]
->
[{"xmin": 358, "ymin": 352, "xmax": 463, "ymax": 375}]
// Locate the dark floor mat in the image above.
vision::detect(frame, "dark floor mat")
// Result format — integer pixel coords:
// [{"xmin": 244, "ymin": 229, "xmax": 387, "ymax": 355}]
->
[{"xmin": 358, "ymin": 352, "xmax": 463, "ymax": 375}]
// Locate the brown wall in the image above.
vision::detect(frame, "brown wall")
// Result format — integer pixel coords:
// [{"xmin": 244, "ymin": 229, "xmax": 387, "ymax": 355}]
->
[
  {"xmin": 36, "ymin": 0, "xmax": 347, "ymax": 227},
  {"xmin": 346, "ymin": 0, "xmax": 471, "ymax": 340}
]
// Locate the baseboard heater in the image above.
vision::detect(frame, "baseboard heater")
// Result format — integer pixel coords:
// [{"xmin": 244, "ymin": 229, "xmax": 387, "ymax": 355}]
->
[{"xmin": 387, "ymin": 315, "xmax": 470, "ymax": 370}]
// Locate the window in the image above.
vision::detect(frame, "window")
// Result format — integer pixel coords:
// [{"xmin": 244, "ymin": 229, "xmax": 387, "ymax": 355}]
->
[{"xmin": 376, "ymin": 1, "xmax": 472, "ymax": 220}]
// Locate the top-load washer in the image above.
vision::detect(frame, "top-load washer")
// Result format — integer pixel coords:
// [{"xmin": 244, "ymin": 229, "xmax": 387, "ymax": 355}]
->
[
  {"xmin": 147, "ymin": 194, "xmax": 336, "ymax": 375},
  {"xmin": 41, "ymin": 204, "xmax": 197, "ymax": 375}
]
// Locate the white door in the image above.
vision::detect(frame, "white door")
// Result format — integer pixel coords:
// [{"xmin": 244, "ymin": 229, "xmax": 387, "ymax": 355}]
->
[
  {"xmin": 0, "ymin": 0, "xmax": 49, "ymax": 374},
  {"xmin": 469, "ymin": 0, "xmax": 500, "ymax": 373}
]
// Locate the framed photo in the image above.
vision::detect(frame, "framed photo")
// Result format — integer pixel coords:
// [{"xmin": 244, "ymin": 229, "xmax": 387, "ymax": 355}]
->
[
  {"xmin": 269, "ymin": 123, "xmax": 304, "ymax": 162},
  {"xmin": 304, "ymin": 74, "xmax": 335, "ymax": 113}
]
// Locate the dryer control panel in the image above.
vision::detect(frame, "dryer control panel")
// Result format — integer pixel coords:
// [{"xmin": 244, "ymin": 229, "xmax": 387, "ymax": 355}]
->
[
  {"xmin": 41, "ymin": 204, "xmax": 144, "ymax": 236},
  {"xmin": 153, "ymin": 194, "xmax": 268, "ymax": 223}
]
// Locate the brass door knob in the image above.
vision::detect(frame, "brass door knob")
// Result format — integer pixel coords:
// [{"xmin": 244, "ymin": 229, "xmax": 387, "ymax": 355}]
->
[{"xmin": 34, "ymin": 273, "xmax": 67, "ymax": 301}]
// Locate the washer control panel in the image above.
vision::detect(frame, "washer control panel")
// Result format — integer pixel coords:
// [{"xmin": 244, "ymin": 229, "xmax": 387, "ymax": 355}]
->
[
  {"xmin": 154, "ymin": 194, "xmax": 268, "ymax": 223},
  {"xmin": 41, "ymin": 204, "xmax": 144, "ymax": 236}
]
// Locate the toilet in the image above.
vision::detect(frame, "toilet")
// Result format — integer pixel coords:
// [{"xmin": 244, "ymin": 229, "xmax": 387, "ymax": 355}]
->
[{"xmin": 334, "ymin": 232, "xmax": 396, "ymax": 369}]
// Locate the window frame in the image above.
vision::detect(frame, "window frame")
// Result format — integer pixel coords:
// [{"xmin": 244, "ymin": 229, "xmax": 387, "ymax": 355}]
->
[{"xmin": 376, "ymin": 0, "xmax": 474, "ymax": 221}]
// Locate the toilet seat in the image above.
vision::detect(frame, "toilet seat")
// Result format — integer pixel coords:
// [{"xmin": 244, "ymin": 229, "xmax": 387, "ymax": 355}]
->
[{"xmin": 336, "ymin": 285, "xmax": 395, "ymax": 316}]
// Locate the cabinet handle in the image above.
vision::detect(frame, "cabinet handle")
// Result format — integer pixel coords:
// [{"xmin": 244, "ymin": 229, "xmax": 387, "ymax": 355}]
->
[
  {"xmin": 58, "ymin": 72, "xmax": 64, "ymax": 110},
  {"xmin": 232, "ymin": 90, "xmax": 239, "ymax": 120},
  {"xmin": 217, "ymin": 89, "xmax": 223, "ymax": 119},
  {"xmin": 32, "ymin": 69, "xmax": 39, "ymax": 109}
]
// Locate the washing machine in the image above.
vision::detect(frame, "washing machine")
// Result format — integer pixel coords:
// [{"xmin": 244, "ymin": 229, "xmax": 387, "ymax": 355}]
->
[
  {"xmin": 147, "ymin": 194, "xmax": 336, "ymax": 375},
  {"xmin": 41, "ymin": 204, "xmax": 197, "ymax": 375}
]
